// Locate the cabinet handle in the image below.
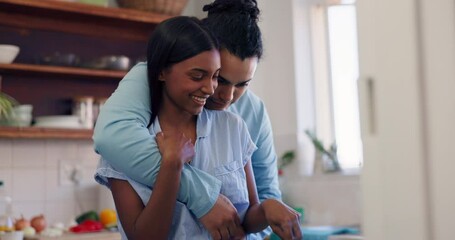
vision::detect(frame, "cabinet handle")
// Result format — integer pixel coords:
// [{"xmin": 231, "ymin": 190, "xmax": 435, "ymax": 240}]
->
[
  {"xmin": 358, "ymin": 76, "xmax": 377, "ymax": 135},
  {"xmin": 366, "ymin": 77, "xmax": 376, "ymax": 134}
]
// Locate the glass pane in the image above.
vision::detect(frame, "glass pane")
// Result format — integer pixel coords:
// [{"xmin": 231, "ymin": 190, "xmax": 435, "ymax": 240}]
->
[{"xmin": 327, "ymin": 5, "xmax": 363, "ymax": 169}]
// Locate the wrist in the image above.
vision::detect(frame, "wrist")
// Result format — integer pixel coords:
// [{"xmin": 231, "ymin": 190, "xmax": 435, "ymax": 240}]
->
[{"xmin": 160, "ymin": 158, "xmax": 184, "ymax": 171}]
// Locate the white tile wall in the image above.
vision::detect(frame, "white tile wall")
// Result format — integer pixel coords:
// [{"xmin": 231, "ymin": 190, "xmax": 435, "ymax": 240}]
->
[
  {"xmin": 281, "ymin": 174, "xmax": 362, "ymax": 226},
  {"xmin": 12, "ymin": 139, "xmax": 46, "ymax": 168},
  {"xmin": 0, "ymin": 139, "xmax": 13, "ymax": 167},
  {"xmin": 0, "ymin": 138, "xmax": 361, "ymax": 227},
  {"xmin": 0, "ymin": 138, "xmax": 102, "ymax": 225}
]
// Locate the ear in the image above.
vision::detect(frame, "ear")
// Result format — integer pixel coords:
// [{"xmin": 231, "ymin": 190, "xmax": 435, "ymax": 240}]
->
[{"xmin": 158, "ymin": 71, "xmax": 166, "ymax": 81}]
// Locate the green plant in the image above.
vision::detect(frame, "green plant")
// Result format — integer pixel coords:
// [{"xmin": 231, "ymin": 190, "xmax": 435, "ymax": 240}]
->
[
  {"xmin": 0, "ymin": 92, "xmax": 19, "ymax": 120},
  {"xmin": 278, "ymin": 150, "xmax": 295, "ymax": 176},
  {"xmin": 305, "ymin": 129, "xmax": 341, "ymax": 172}
]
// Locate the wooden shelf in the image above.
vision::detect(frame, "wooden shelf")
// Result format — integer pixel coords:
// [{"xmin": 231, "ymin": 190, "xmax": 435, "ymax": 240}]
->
[
  {"xmin": 0, "ymin": 0, "xmax": 163, "ymax": 139},
  {"xmin": 0, "ymin": 0, "xmax": 171, "ymax": 41},
  {"xmin": 0, "ymin": 63, "xmax": 126, "ymax": 79},
  {"xmin": 0, "ymin": 126, "xmax": 93, "ymax": 139}
]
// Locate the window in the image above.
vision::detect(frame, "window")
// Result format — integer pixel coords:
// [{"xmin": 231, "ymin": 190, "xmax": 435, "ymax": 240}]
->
[{"xmin": 311, "ymin": 0, "xmax": 363, "ymax": 169}]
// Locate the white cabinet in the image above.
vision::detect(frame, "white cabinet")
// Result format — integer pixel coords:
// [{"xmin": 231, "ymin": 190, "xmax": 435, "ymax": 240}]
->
[{"xmin": 356, "ymin": 0, "xmax": 455, "ymax": 239}]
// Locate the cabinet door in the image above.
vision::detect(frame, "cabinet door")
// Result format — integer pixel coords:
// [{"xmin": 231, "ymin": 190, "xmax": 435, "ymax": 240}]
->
[
  {"xmin": 357, "ymin": 0, "xmax": 455, "ymax": 239},
  {"xmin": 418, "ymin": 0, "xmax": 455, "ymax": 239}
]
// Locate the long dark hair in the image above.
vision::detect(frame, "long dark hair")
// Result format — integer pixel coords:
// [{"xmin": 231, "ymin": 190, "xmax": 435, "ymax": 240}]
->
[
  {"xmin": 147, "ymin": 16, "xmax": 219, "ymax": 124},
  {"xmin": 202, "ymin": 0, "xmax": 263, "ymax": 60}
]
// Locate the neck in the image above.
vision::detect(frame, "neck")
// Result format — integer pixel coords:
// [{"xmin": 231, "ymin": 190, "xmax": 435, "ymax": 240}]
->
[{"xmin": 157, "ymin": 97, "xmax": 197, "ymax": 143}]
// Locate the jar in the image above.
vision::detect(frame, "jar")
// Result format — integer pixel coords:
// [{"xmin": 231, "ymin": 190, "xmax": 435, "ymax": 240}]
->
[
  {"xmin": 72, "ymin": 96, "xmax": 94, "ymax": 129},
  {"xmin": 0, "ymin": 181, "xmax": 14, "ymax": 232},
  {"xmin": 93, "ymin": 97, "xmax": 108, "ymax": 125}
]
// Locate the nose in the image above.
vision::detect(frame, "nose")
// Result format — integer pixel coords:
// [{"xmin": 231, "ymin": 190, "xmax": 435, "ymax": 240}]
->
[
  {"xmin": 201, "ymin": 77, "xmax": 216, "ymax": 95},
  {"xmin": 217, "ymin": 85, "xmax": 234, "ymax": 103}
]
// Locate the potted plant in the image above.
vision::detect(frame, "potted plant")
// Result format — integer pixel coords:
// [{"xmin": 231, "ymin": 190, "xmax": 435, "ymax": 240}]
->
[
  {"xmin": 278, "ymin": 150, "xmax": 295, "ymax": 176},
  {"xmin": 0, "ymin": 91, "xmax": 19, "ymax": 124},
  {"xmin": 305, "ymin": 129, "xmax": 341, "ymax": 173}
]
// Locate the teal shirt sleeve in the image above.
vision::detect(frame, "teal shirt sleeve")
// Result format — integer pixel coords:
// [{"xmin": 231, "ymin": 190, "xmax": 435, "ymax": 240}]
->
[
  {"xmin": 229, "ymin": 90, "xmax": 281, "ymax": 202},
  {"xmin": 93, "ymin": 63, "xmax": 221, "ymax": 218}
]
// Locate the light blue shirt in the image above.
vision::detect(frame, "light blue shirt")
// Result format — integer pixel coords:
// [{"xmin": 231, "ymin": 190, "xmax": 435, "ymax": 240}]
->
[
  {"xmin": 95, "ymin": 109, "xmax": 256, "ymax": 239},
  {"xmin": 93, "ymin": 62, "xmax": 281, "ymax": 237}
]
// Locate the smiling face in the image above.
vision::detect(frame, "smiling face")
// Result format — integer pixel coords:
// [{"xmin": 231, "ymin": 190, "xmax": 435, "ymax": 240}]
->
[
  {"xmin": 160, "ymin": 49, "xmax": 221, "ymax": 117},
  {"xmin": 205, "ymin": 49, "xmax": 258, "ymax": 110}
]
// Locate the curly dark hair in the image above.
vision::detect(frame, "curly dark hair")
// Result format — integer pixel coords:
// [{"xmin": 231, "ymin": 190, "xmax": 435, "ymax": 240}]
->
[{"xmin": 202, "ymin": 0, "xmax": 263, "ymax": 60}]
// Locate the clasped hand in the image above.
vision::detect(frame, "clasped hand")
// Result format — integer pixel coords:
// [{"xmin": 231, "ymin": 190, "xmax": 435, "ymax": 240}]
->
[
  {"xmin": 262, "ymin": 199, "xmax": 302, "ymax": 240},
  {"xmin": 200, "ymin": 196, "xmax": 302, "ymax": 240}
]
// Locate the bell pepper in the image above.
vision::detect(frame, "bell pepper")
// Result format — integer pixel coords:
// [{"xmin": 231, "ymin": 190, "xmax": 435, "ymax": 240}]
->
[
  {"xmin": 76, "ymin": 210, "xmax": 99, "ymax": 224},
  {"xmin": 69, "ymin": 220, "xmax": 103, "ymax": 233}
]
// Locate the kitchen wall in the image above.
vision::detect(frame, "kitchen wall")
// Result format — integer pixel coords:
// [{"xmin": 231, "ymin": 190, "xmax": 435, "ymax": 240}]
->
[{"xmin": 0, "ymin": 138, "xmax": 103, "ymax": 225}]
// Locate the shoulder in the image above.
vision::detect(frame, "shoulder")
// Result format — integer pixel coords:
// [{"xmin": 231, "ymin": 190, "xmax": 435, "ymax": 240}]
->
[
  {"xmin": 230, "ymin": 90, "xmax": 266, "ymax": 117},
  {"xmin": 120, "ymin": 62, "xmax": 147, "ymax": 83},
  {"xmin": 204, "ymin": 109, "xmax": 245, "ymax": 126},
  {"xmin": 237, "ymin": 90, "xmax": 265, "ymax": 107},
  {"xmin": 228, "ymin": 90, "xmax": 272, "ymax": 141}
]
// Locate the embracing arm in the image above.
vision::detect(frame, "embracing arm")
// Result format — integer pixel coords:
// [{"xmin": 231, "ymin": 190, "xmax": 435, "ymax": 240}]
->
[
  {"xmin": 252, "ymin": 105, "xmax": 281, "ymax": 201},
  {"xmin": 93, "ymin": 64, "xmax": 220, "ymax": 218},
  {"xmin": 232, "ymin": 91, "xmax": 281, "ymax": 201}
]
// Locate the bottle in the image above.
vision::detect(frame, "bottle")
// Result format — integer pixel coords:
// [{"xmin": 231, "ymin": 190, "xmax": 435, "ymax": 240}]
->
[
  {"xmin": 0, "ymin": 181, "xmax": 14, "ymax": 232},
  {"xmin": 72, "ymin": 96, "xmax": 94, "ymax": 129},
  {"xmin": 93, "ymin": 97, "xmax": 108, "ymax": 126}
]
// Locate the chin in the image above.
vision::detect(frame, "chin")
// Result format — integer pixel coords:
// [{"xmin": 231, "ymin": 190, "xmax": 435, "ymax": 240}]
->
[{"xmin": 205, "ymin": 102, "xmax": 227, "ymax": 111}]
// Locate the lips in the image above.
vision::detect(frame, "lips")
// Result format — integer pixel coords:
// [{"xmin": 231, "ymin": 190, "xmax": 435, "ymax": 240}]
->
[{"xmin": 191, "ymin": 95, "xmax": 207, "ymax": 105}]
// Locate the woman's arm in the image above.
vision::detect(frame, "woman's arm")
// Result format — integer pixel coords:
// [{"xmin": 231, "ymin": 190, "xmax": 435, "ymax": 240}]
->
[
  {"xmin": 93, "ymin": 64, "xmax": 222, "ymax": 218},
  {"xmin": 109, "ymin": 132, "xmax": 194, "ymax": 239},
  {"xmin": 242, "ymin": 159, "xmax": 268, "ymax": 233},
  {"xmin": 242, "ymin": 159, "xmax": 302, "ymax": 239}
]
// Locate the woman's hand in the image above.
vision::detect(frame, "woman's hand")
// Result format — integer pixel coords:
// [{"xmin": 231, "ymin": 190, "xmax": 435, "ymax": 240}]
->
[
  {"xmin": 262, "ymin": 199, "xmax": 302, "ymax": 240},
  {"xmin": 155, "ymin": 132, "xmax": 195, "ymax": 167}
]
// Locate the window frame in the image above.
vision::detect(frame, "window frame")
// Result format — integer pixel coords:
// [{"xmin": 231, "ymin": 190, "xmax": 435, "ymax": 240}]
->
[{"xmin": 309, "ymin": 0, "xmax": 362, "ymax": 171}]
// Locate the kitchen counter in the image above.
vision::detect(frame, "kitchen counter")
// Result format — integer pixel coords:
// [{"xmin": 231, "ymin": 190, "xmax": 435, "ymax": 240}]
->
[{"xmin": 25, "ymin": 231, "xmax": 121, "ymax": 240}]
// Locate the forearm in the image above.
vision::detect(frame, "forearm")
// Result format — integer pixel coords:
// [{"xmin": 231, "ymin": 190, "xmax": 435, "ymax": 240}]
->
[
  {"xmin": 242, "ymin": 203, "xmax": 268, "ymax": 233},
  {"xmin": 133, "ymin": 160, "xmax": 183, "ymax": 239},
  {"xmin": 242, "ymin": 160, "xmax": 268, "ymax": 233}
]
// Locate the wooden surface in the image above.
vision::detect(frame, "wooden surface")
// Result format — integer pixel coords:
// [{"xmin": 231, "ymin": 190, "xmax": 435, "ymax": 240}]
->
[
  {"xmin": 0, "ymin": 126, "xmax": 93, "ymax": 139},
  {"xmin": 0, "ymin": 63, "xmax": 126, "ymax": 79},
  {"xmin": 0, "ymin": 0, "xmax": 171, "ymax": 41},
  {"xmin": 25, "ymin": 231, "xmax": 121, "ymax": 240}
]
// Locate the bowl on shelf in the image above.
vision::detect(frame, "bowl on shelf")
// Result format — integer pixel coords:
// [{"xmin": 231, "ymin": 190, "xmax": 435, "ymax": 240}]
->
[
  {"xmin": 0, "ymin": 44, "xmax": 20, "ymax": 64},
  {"xmin": 10, "ymin": 104, "xmax": 33, "ymax": 127},
  {"xmin": 81, "ymin": 55, "xmax": 131, "ymax": 70},
  {"xmin": 37, "ymin": 52, "xmax": 80, "ymax": 67},
  {"xmin": 34, "ymin": 115, "xmax": 83, "ymax": 129}
]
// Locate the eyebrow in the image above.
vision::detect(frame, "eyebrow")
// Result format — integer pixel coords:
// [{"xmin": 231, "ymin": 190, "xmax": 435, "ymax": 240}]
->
[
  {"xmin": 189, "ymin": 68, "xmax": 209, "ymax": 74},
  {"xmin": 218, "ymin": 75, "xmax": 252, "ymax": 86}
]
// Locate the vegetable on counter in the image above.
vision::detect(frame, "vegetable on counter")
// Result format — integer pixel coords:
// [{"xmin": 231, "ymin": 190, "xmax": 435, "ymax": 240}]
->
[
  {"xmin": 99, "ymin": 209, "xmax": 117, "ymax": 228},
  {"xmin": 69, "ymin": 220, "xmax": 103, "ymax": 233},
  {"xmin": 76, "ymin": 211, "xmax": 99, "ymax": 224},
  {"xmin": 14, "ymin": 215, "xmax": 30, "ymax": 231},
  {"xmin": 30, "ymin": 214, "xmax": 46, "ymax": 233}
]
